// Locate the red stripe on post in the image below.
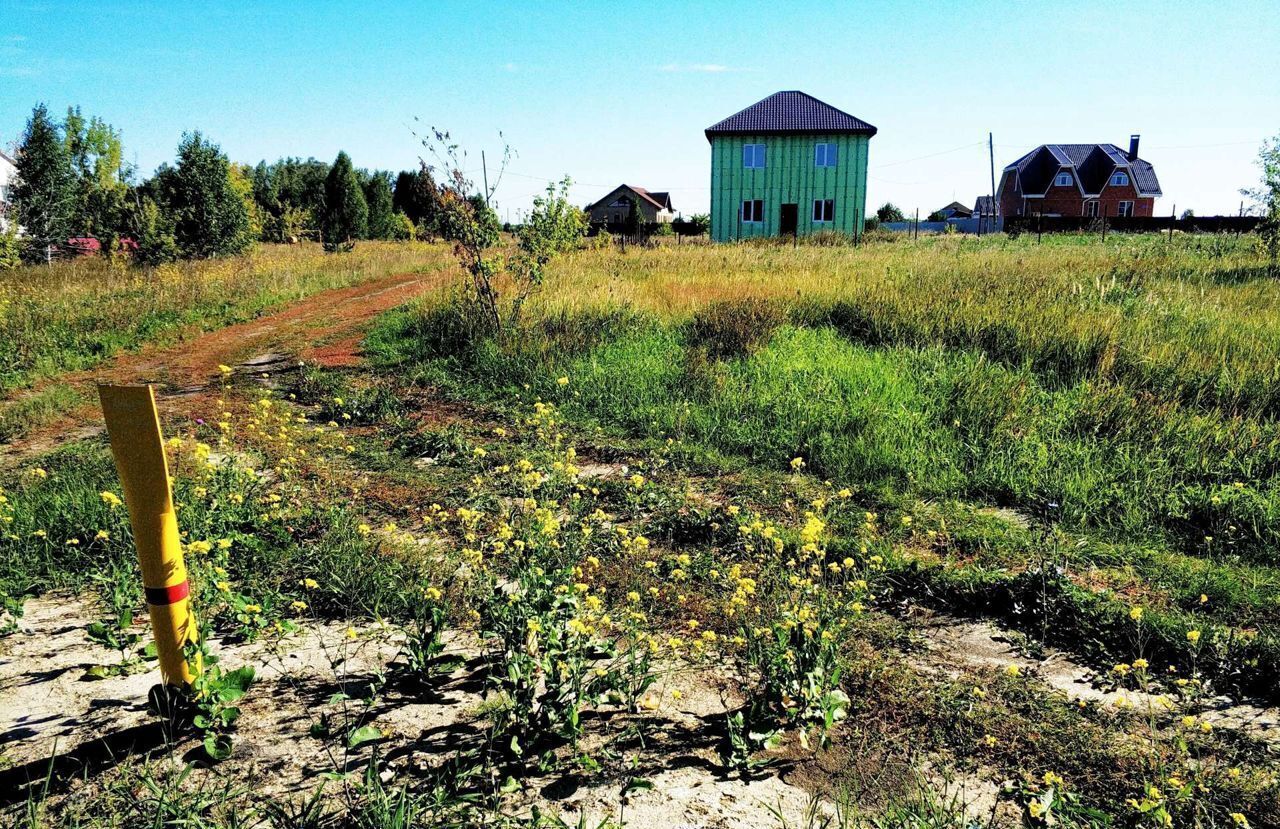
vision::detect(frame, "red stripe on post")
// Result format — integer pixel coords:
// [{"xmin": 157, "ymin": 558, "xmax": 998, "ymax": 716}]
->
[{"xmin": 144, "ymin": 580, "xmax": 190, "ymax": 606}]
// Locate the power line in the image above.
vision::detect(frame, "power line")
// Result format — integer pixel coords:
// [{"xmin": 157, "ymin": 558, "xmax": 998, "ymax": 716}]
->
[{"xmin": 870, "ymin": 140, "xmax": 985, "ymax": 169}]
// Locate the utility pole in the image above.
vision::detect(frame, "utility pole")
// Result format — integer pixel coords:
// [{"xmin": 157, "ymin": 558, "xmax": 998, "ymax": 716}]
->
[
  {"xmin": 988, "ymin": 132, "xmax": 997, "ymax": 235},
  {"xmin": 481, "ymin": 150, "xmax": 490, "ymax": 207}
]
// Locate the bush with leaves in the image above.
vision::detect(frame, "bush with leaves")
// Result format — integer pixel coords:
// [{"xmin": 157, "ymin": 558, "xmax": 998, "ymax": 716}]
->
[
  {"xmin": 876, "ymin": 202, "xmax": 906, "ymax": 223},
  {"xmin": 0, "ymin": 224, "xmax": 20, "ymax": 269},
  {"xmin": 425, "ymin": 128, "xmax": 584, "ymax": 333}
]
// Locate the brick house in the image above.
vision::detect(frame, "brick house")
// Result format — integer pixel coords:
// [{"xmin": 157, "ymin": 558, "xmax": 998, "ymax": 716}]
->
[
  {"xmin": 584, "ymin": 185, "xmax": 675, "ymax": 226},
  {"xmin": 997, "ymin": 136, "xmax": 1161, "ymax": 218}
]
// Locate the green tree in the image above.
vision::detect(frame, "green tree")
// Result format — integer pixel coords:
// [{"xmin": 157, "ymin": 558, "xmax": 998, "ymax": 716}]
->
[
  {"xmin": 1243, "ymin": 133, "xmax": 1280, "ymax": 276},
  {"xmin": 13, "ymin": 103, "xmax": 76, "ymax": 263},
  {"xmin": 121, "ymin": 192, "xmax": 177, "ymax": 265},
  {"xmin": 623, "ymin": 195, "xmax": 642, "ymax": 237},
  {"xmin": 362, "ymin": 172, "xmax": 396, "ymax": 240},
  {"xmin": 255, "ymin": 157, "xmax": 329, "ymax": 240},
  {"xmin": 250, "ymin": 160, "xmax": 280, "ymax": 241},
  {"xmin": 63, "ymin": 107, "xmax": 128, "ymax": 245},
  {"xmin": 392, "ymin": 166, "xmax": 440, "ymax": 235},
  {"xmin": 228, "ymin": 163, "xmax": 263, "ymax": 243},
  {"xmin": 876, "ymin": 202, "xmax": 905, "ymax": 223},
  {"xmin": 320, "ymin": 151, "xmax": 367, "ymax": 251},
  {"xmin": 155, "ymin": 132, "xmax": 251, "ymax": 259}
]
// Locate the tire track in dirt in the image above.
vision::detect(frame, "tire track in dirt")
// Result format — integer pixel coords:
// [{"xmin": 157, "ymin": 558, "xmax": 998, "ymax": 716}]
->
[{"xmin": 1, "ymin": 268, "xmax": 450, "ymax": 464}]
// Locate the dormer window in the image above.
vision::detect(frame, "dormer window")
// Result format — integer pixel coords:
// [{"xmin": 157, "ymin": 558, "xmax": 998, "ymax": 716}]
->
[
  {"xmin": 1111, "ymin": 172, "xmax": 1130, "ymax": 186},
  {"xmin": 1055, "ymin": 172, "xmax": 1073, "ymax": 187}
]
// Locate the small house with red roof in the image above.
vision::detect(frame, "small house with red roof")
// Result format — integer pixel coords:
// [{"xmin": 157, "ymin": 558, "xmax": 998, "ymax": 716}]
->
[{"xmin": 584, "ymin": 185, "xmax": 676, "ymax": 226}]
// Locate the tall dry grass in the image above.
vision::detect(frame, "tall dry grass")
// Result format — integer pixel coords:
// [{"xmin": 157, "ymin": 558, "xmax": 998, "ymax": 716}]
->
[{"xmin": 534, "ymin": 233, "xmax": 1277, "ymax": 414}]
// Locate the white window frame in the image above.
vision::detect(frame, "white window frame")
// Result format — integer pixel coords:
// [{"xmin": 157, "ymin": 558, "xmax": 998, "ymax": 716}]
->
[
  {"xmin": 743, "ymin": 144, "xmax": 767, "ymax": 169},
  {"xmin": 1117, "ymin": 200, "xmax": 1134, "ymax": 218},
  {"xmin": 1055, "ymin": 172, "xmax": 1073, "ymax": 187},
  {"xmin": 814, "ymin": 143, "xmax": 838, "ymax": 168},
  {"xmin": 1111, "ymin": 171, "xmax": 1130, "ymax": 187},
  {"xmin": 741, "ymin": 199, "xmax": 764, "ymax": 224},
  {"xmin": 812, "ymin": 199, "xmax": 834, "ymax": 223},
  {"xmin": 1083, "ymin": 200, "xmax": 1099, "ymax": 218}
]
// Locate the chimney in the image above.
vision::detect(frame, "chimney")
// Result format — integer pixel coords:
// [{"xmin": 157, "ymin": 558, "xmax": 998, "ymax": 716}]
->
[{"xmin": 1128, "ymin": 134, "xmax": 1140, "ymax": 160}]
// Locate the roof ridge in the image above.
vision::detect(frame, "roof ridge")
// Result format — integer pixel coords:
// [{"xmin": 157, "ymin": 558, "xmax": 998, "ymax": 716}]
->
[{"xmin": 705, "ymin": 90, "xmax": 876, "ymax": 138}]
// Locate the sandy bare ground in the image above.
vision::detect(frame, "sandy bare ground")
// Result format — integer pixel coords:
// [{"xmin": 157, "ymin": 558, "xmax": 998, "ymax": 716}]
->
[
  {"xmin": 0, "ymin": 595, "xmax": 835, "ymax": 827},
  {"xmin": 916, "ymin": 612, "xmax": 1280, "ymax": 749}
]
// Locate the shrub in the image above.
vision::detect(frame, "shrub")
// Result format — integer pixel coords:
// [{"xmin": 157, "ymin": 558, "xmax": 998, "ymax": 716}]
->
[{"xmin": 0, "ymin": 224, "xmax": 20, "ymax": 269}]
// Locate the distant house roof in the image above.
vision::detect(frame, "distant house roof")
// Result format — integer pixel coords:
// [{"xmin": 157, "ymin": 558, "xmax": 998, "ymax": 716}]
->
[
  {"xmin": 631, "ymin": 187, "xmax": 673, "ymax": 211},
  {"xmin": 584, "ymin": 184, "xmax": 674, "ymax": 214},
  {"xmin": 937, "ymin": 201, "xmax": 972, "ymax": 217},
  {"xmin": 973, "ymin": 196, "xmax": 995, "ymax": 215},
  {"xmin": 705, "ymin": 91, "xmax": 877, "ymax": 139},
  {"xmin": 1004, "ymin": 143, "xmax": 1161, "ymax": 197}
]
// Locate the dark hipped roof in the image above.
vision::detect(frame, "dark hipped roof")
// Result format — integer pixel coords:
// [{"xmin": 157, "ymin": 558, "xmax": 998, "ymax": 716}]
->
[
  {"xmin": 705, "ymin": 91, "xmax": 877, "ymax": 140},
  {"xmin": 1004, "ymin": 143, "xmax": 1161, "ymax": 196},
  {"xmin": 938, "ymin": 201, "xmax": 972, "ymax": 215}
]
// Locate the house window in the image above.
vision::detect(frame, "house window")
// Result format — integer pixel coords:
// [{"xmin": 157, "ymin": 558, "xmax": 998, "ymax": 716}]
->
[
  {"xmin": 814, "ymin": 143, "xmax": 838, "ymax": 167},
  {"xmin": 1055, "ymin": 172, "xmax": 1073, "ymax": 187},
  {"xmin": 741, "ymin": 199, "xmax": 764, "ymax": 223},
  {"xmin": 812, "ymin": 199, "xmax": 834, "ymax": 222},
  {"xmin": 743, "ymin": 144, "xmax": 767, "ymax": 169},
  {"xmin": 1111, "ymin": 172, "xmax": 1130, "ymax": 187},
  {"xmin": 1117, "ymin": 200, "xmax": 1134, "ymax": 217},
  {"xmin": 1083, "ymin": 200, "xmax": 1099, "ymax": 218}
]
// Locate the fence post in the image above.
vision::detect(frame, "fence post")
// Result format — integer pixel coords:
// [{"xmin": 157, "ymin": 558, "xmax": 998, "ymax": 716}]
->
[{"xmin": 98, "ymin": 384, "xmax": 200, "ymax": 688}]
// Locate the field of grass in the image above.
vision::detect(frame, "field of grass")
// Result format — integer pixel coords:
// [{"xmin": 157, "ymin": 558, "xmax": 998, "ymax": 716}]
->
[{"xmin": 3, "ymin": 233, "xmax": 1279, "ymax": 828}]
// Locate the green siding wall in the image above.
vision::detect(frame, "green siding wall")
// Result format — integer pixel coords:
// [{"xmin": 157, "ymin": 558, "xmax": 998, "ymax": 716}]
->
[{"xmin": 709, "ymin": 133, "xmax": 871, "ymax": 242}]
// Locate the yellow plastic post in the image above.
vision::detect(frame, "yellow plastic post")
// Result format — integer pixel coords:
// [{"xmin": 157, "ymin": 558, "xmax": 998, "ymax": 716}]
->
[{"xmin": 98, "ymin": 384, "xmax": 199, "ymax": 687}]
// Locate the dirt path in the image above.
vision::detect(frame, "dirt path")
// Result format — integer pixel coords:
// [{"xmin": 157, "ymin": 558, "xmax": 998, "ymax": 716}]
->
[{"xmin": 1, "ymin": 269, "xmax": 446, "ymax": 463}]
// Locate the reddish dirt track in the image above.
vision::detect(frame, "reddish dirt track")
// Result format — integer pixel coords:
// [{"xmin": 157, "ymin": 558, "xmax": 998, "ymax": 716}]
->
[{"xmin": 2, "ymin": 269, "xmax": 448, "ymax": 462}]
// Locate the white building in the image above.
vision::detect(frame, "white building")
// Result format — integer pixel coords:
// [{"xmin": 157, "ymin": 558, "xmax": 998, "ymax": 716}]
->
[{"xmin": 0, "ymin": 149, "xmax": 17, "ymax": 232}]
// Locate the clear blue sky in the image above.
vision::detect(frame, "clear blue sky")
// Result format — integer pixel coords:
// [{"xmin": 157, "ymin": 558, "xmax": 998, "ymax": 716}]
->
[{"xmin": 2, "ymin": 1, "xmax": 1277, "ymax": 218}]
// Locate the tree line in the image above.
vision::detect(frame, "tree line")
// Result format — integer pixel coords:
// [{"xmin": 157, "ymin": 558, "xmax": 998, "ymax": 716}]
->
[{"xmin": 2, "ymin": 103, "xmax": 449, "ymax": 267}]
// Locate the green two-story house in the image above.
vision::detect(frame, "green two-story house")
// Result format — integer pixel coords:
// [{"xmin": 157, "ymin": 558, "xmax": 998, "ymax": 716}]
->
[{"xmin": 706, "ymin": 91, "xmax": 876, "ymax": 242}]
